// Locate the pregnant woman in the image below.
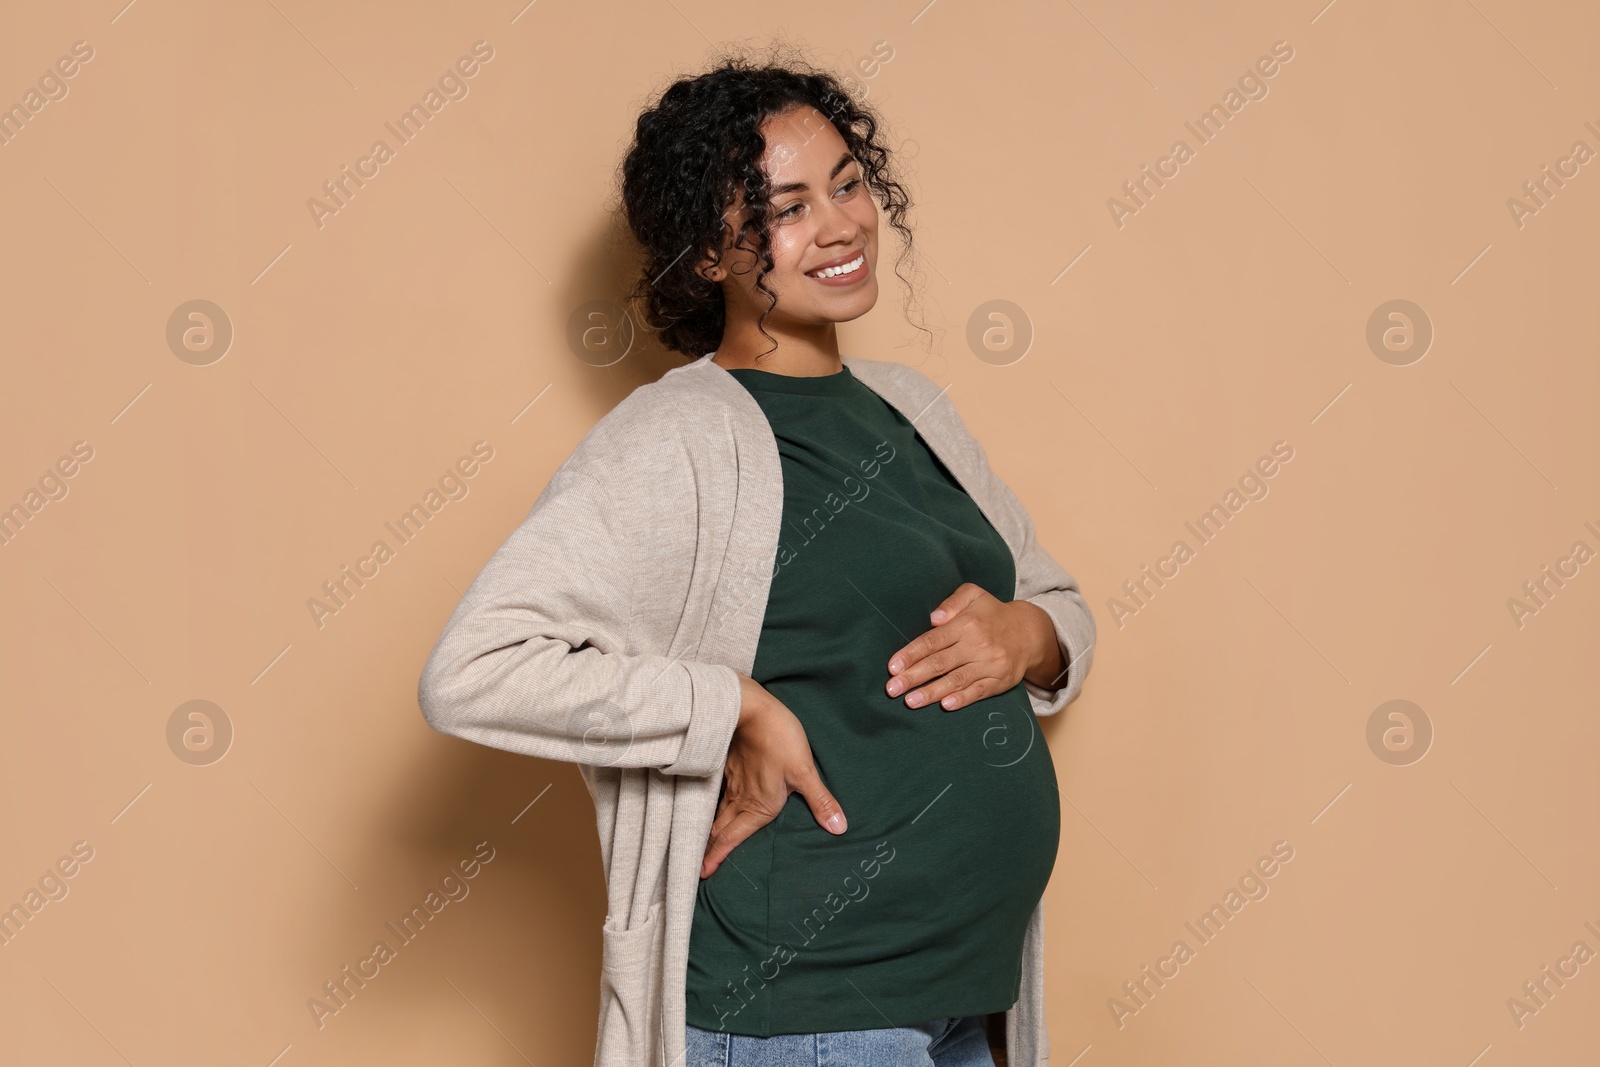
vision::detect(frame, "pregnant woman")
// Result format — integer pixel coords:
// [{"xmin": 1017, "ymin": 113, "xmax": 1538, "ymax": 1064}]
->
[{"xmin": 418, "ymin": 48, "xmax": 1095, "ymax": 1067}]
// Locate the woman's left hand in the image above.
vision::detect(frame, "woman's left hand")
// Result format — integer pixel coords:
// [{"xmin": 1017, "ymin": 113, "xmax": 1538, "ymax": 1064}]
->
[{"xmin": 884, "ymin": 583, "xmax": 1063, "ymax": 711}]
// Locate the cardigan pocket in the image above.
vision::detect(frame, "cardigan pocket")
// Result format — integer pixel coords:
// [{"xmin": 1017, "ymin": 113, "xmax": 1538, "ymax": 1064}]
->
[{"xmin": 597, "ymin": 897, "xmax": 665, "ymax": 1066}]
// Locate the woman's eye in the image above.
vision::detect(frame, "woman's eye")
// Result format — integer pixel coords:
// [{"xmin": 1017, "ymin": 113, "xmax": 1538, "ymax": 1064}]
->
[{"xmin": 777, "ymin": 179, "xmax": 861, "ymax": 220}]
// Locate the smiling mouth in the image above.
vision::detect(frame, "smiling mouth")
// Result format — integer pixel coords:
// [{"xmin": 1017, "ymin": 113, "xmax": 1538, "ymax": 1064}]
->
[{"xmin": 806, "ymin": 252, "xmax": 866, "ymax": 279}]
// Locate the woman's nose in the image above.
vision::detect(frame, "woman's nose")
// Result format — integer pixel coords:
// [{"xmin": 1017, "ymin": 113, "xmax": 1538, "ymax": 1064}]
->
[{"xmin": 817, "ymin": 200, "xmax": 859, "ymax": 244}]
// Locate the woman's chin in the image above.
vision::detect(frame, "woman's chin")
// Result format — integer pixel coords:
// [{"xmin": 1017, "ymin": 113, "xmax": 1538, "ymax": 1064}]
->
[{"xmin": 818, "ymin": 283, "xmax": 881, "ymax": 323}]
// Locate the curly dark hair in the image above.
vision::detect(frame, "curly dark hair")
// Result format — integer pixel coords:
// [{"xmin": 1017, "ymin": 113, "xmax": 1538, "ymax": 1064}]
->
[{"xmin": 616, "ymin": 43, "xmax": 927, "ymax": 361}]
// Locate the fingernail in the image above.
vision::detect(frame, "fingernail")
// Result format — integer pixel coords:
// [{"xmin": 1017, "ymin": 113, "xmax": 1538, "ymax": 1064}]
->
[
  {"xmin": 888, "ymin": 658, "xmax": 902, "ymax": 673},
  {"xmin": 931, "ymin": 609, "xmax": 946, "ymax": 622},
  {"xmin": 887, "ymin": 678, "xmax": 903, "ymax": 696},
  {"xmin": 826, "ymin": 812, "xmax": 846, "ymax": 834},
  {"xmin": 906, "ymin": 691, "xmax": 924, "ymax": 707}
]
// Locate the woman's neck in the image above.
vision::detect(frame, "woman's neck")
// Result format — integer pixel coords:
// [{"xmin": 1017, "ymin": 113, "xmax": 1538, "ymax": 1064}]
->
[{"xmin": 710, "ymin": 322, "xmax": 843, "ymax": 376}]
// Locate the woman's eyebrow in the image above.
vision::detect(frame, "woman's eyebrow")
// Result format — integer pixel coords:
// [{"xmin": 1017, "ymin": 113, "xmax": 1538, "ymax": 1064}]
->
[{"xmin": 769, "ymin": 152, "xmax": 856, "ymax": 196}]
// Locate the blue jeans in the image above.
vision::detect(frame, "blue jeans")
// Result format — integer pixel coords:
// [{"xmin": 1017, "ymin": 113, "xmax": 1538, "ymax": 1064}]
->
[{"xmin": 684, "ymin": 1014, "xmax": 996, "ymax": 1066}]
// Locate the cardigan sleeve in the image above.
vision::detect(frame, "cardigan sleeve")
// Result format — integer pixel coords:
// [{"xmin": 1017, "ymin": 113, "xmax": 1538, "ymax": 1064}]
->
[
  {"xmin": 416, "ymin": 463, "xmax": 743, "ymax": 777},
  {"xmin": 932, "ymin": 390, "xmax": 1097, "ymax": 718}
]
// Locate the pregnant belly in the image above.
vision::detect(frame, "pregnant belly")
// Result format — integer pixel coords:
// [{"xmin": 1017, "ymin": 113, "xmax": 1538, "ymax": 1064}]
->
[{"xmin": 764, "ymin": 681, "xmax": 1061, "ymax": 960}]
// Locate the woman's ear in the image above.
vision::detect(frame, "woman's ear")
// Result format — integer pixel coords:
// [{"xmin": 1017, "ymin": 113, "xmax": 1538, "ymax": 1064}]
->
[
  {"xmin": 697, "ymin": 215, "xmax": 740, "ymax": 284},
  {"xmin": 694, "ymin": 253, "xmax": 723, "ymax": 283}
]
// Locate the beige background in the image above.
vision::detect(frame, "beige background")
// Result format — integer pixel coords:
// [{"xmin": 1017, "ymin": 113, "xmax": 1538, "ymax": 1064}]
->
[{"xmin": 2, "ymin": 1, "xmax": 1596, "ymax": 1064}]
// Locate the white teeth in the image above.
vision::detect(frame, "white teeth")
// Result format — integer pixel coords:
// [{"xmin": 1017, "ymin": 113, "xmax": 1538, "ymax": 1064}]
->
[{"xmin": 809, "ymin": 253, "xmax": 864, "ymax": 278}]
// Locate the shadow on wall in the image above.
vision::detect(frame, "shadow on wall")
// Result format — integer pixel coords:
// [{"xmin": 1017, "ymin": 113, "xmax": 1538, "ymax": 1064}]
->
[
  {"xmin": 389, "ymin": 728, "xmax": 611, "ymax": 1064},
  {"xmin": 569, "ymin": 194, "xmax": 709, "ymax": 389}
]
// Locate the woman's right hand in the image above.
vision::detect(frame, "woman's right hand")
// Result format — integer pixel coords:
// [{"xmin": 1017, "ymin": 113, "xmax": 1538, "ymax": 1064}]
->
[{"xmin": 700, "ymin": 674, "xmax": 848, "ymax": 879}]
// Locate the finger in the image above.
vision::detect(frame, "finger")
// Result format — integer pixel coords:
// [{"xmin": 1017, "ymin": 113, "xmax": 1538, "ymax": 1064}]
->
[
  {"xmin": 906, "ymin": 663, "xmax": 994, "ymax": 710},
  {"xmin": 708, "ymin": 788, "xmax": 743, "ymax": 840},
  {"xmin": 792, "ymin": 765, "xmax": 847, "ymax": 835},
  {"xmin": 929, "ymin": 582, "xmax": 987, "ymax": 624},
  {"xmin": 705, "ymin": 809, "xmax": 734, "ymax": 859},
  {"xmin": 903, "ymin": 662, "xmax": 968, "ymax": 709},
  {"xmin": 924, "ymin": 675, "xmax": 999, "ymax": 712},
  {"xmin": 702, "ymin": 824, "xmax": 727, "ymax": 873},
  {"xmin": 886, "ymin": 622, "xmax": 962, "ymax": 693},
  {"xmin": 889, "ymin": 590, "xmax": 977, "ymax": 677},
  {"xmin": 701, "ymin": 808, "xmax": 771, "ymax": 878},
  {"xmin": 704, "ymin": 777, "xmax": 758, "ymax": 850},
  {"xmin": 890, "ymin": 618, "xmax": 980, "ymax": 698}
]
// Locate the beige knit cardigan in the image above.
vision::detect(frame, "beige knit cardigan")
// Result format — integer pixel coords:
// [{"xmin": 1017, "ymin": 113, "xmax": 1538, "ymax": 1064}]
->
[{"xmin": 417, "ymin": 351, "xmax": 1097, "ymax": 1066}]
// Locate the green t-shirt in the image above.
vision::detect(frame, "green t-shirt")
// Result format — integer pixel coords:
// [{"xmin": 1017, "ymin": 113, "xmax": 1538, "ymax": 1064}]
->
[{"xmin": 684, "ymin": 362, "xmax": 1061, "ymax": 1036}]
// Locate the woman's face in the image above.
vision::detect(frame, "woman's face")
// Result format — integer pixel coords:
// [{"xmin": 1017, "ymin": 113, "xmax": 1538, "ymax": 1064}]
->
[{"xmin": 701, "ymin": 104, "xmax": 880, "ymax": 331}]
